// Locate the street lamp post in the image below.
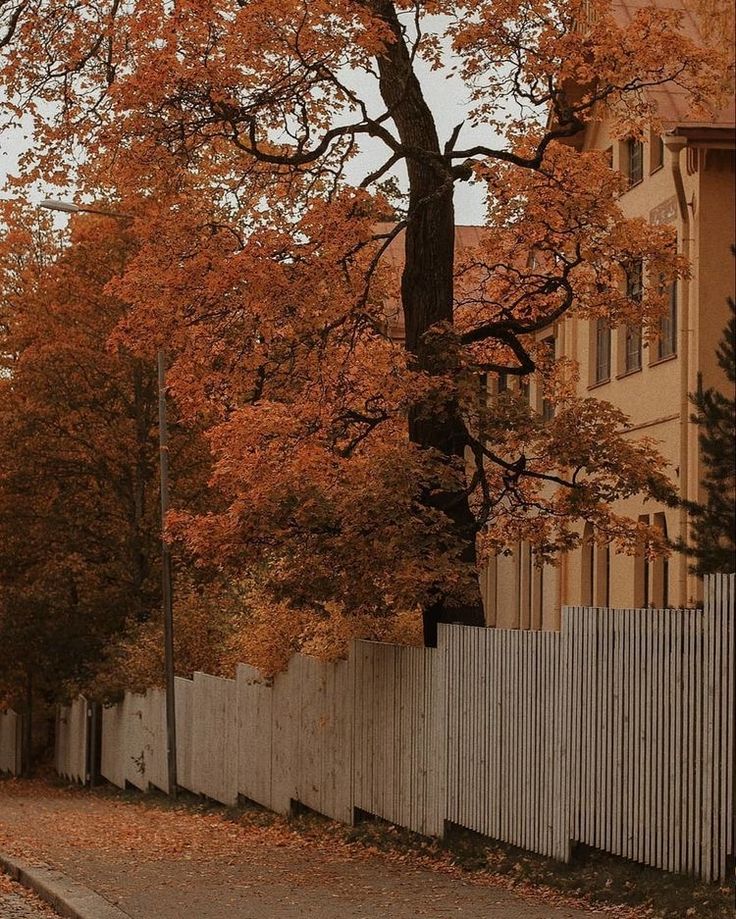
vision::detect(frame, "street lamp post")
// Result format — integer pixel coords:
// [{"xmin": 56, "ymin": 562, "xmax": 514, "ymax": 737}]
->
[
  {"xmin": 157, "ymin": 348, "xmax": 178, "ymax": 799},
  {"xmin": 39, "ymin": 198, "xmax": 178, "ymax": 797}
]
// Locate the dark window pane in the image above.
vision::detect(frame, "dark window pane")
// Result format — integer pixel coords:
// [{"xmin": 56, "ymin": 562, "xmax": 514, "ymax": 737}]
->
[
  {"xmin": 625, "ymin": 324, "xmax": 642, "ymax": 372},
  {"xmin": 651, "ymin": 135, "xmax": 664, "ymax": 172},
  {"xmin": 626, "ymin": 259, "xmax": 643, "ymax": 301},
  {"xmin": 658, "ymin": 282, "xmax": 677, "ymax": 359},
  {"xmin": 595, "ymin": 320, "xmax": 611, "ymax": 383},
  {"xmin": 628, "ymin": 138, "xmax": 643, "ymax": 185},
  {"xmin": 542, "ymin": 336, "xmax": 555, "ymax": 419}
]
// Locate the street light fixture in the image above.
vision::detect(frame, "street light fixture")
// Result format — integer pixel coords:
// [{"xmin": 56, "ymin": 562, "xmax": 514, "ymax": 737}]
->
[
  {"xmin": 39, "ymin": 197, "xmax": 178, "ymax": 798},
  {"xmin": 40, "ymin": 199, "xmax": 133, "ymax": 220},
  {"xmin": 40, "ymin": 198, "xmax": 80, "ymax": 214}
]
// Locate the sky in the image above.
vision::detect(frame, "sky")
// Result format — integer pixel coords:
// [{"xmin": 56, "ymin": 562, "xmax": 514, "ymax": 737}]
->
[{"xmin": 0, "ymin": 16, "xmax": 500, "ymax": 226}]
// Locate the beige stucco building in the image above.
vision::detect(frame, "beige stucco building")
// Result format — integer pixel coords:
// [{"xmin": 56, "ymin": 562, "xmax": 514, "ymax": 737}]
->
[{"xmin": 483, "ymin": 36, "xmax": 735, "ymax": 627}]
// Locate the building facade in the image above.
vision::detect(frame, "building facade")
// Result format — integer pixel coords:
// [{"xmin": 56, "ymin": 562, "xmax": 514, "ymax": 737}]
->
[{"xmin": 484, "ymin": 92, "xmax": 735, "ymax": 627}]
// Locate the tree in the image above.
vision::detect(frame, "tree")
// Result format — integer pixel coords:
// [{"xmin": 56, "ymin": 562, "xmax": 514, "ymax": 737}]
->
[
  {"xmin": 0, "ymin": 0, "xmax": 726, "ymax": 646},
  {"xmin": 685, "ymin": 266, "xmax": 736, "ymax": 575},
  {"xmin": 0, "ymin": 205, "xmax": 210, "ymax": 712}
]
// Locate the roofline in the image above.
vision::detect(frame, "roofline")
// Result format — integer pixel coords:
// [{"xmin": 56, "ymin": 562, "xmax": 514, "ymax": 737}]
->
[{"xmin": 667, "ymin": 125, "xmax": 736, "ymax": 147}]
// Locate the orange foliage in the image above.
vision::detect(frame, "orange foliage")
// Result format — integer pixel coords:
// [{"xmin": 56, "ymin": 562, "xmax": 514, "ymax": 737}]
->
[
  {"xmin": 0, "ymin": 0, "xmax": 727, "ymax": 659},
  {"xmin": 92, "ymin": 576, "xmax": 422, "ymax": 690},
  {"xmin": 0, "ymin": 205, "xmax": 210, "ymax": 702}
]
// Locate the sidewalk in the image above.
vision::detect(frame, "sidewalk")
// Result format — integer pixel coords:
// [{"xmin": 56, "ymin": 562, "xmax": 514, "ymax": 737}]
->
[
  {"xmin": 0, "ymin": 779, "xmax": 628, "ymax": 919},
  {"xmin": 0, "ymin": 871, "xmax": 59, "ymax": 919}
]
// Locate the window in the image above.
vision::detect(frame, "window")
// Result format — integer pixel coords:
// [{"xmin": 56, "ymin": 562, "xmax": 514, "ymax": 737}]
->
[
  {"xmin": 497, "ymin": 371, "xmax": 509, "ymax": 393},
  {"xmin": 520, "ymin": 541, "xmax": 532, "ymax": 629},
  {"xmin": 623, "ymin": 260, "xmax": 643, "ymax": 372},
  {"xmin": 624, "ymin": 325, "xmax": 642, "ymax": 372},
  {"xmin": 657, "ymin": 282, "xmax": 677, "ymax": 360},
  {"xmin": 595, "ymin": 544, "xmax": 611, "ymax": 607},
  {"xmin": 626, "ymin": 138, "xmax": 643, "ymax": 186},
  {"xmin": 542, "ymin": 336, "xmax": 556, "ymax": 420},
  {"xmin": 635, "ymin": 514, "xmax": 650, "ymax": 607},
  {"xmin": 651, "ymin": 134, "xmax": 664, "ymax": 172},
  {"xmin": 582, "ymin": 523, "xmax": 594, "ymax": 605},
  {"xmin": 532, "ymin": 559, "xmax": 544, "ymax": 630},
  {"xmin": 594, "ymin": 319, "xmax": 611, "ymax": 383},
  {"xmin": 652, "ymin": 513, "xmax": 669, "ymax": 608},
  {"xmin": 519, "ymin": 377, "xmax": 530, "ymax": 403},
  {"xmin": 626, "ymin": 259, "xmax": 643, "ymax": 302},
  {"xmin": 483, "ymin": 554, "xmax": 498, "ymax": 627}
]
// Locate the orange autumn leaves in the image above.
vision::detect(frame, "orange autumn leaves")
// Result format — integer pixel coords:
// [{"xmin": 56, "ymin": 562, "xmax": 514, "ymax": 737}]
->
[
  {"xmin": 0, "ymin": 210, "xmax": 208, "ymax": 700},
  {"xmin": 0, "ymin": 0, "xmax": 727, "ymax": 676}
]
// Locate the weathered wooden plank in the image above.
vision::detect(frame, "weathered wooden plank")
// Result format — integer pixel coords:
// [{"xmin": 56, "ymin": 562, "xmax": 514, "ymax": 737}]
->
[
  {"xmin": 685, "ymin": 607, "xmax": 696, "ymax": 875},
  {"xmin": 143, "ymin": 688, "xmax": 169, "ymax": 794},
  {"xmin": 236, "ymin": 664, "xmax": 272, "ymax": 808},
  {"xmin": 124, "ymin": 692, "xmax": 148, "ymax": 791},
  {"xmin": 671, "ymin": 610, "xmax": 682, "ymax": 873},
  {"xmin": 192, "ymin": 672, "xmax": 237, "ymax": 806},
  {"xmin": 492, "ymin": 628, "xmax": 503, "ymax": 840},
  {"xmin": 174, "ymin": 676, "xmax": 194, "ymax": 795},
  {"xmin": 702, "ymin": 578, "xmax": 715, "ymax": 881},
  {"xmin": 724, "ymin": 575, "xmax": 735, "ymax": 877},
  {"xmin": 0, "ymin": 709, "xmax": 22, "ymax": 776},
  {"xmin": 100, "ymin": 703, "xmax": 125, "ymax": 789},
  {"xmin": 654, "ymin": 609, "xmax": 664, "ymax": 870}
]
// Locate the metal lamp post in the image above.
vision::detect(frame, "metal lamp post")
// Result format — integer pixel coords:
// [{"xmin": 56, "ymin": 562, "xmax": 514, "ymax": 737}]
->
[{"xmin": 39, "ymin": 198, "xmax": 178, "ymax": 797}]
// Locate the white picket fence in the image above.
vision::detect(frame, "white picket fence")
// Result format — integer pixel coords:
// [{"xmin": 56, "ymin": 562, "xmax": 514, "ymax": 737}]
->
[
  {"xmin": 0, "ymin": 708, "xmax": 22, "ymax": 776},
  {"xmin": 56, "ymin": 573, "xmax": 735, "ymax": 882}
]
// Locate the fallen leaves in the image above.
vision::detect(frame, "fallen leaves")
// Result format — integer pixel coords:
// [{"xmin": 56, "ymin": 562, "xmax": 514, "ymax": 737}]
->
[{"xmin": 0, "ymin": 779, "xmax": 661, "ymax": 918}]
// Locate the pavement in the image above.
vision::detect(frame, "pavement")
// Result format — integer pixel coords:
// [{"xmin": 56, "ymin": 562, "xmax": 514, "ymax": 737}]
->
[
  {"xmin": 0, "ymin": 872, "xmax": 59, "ymax": 919},
  {"xmin": 0, "ymin": 779, "xmax": 623, "ymax": 919}
]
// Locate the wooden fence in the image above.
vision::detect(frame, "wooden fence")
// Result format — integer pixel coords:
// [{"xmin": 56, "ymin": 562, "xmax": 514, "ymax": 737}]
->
[
  {"xmin": 442, "ymin": 626, "xmax": 568, "ymax": 859},
  {"xmin": 55, "ymin": 696, "xmax": 89, "ymax": 783},
  {"xmin": 353, "ymin": 642, "xmax": 445, "ymax": 836},
  {"xmin": 0, "ymin": 708, "xmax": 22, "ymax": 776},
  {"xmin": 57, "ymin": 573, "xmax": 735, "ymax": 882},
  {"xmin": 564, "ymin": 576, "xmax": 735, "ymax": 882}
]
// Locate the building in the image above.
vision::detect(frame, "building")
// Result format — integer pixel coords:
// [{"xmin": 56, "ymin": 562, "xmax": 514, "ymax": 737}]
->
[{"xmin": 484, "ymin": 0, "xmax": 735, "ymax": 627}]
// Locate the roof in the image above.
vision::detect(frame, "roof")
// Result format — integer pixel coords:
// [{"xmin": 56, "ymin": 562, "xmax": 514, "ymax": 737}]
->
[
  {"xmin": 612, "ymin": 0, "xmax": 735, "ymax": 130},
  {"xmin": 374, "ymin": 223, "xmax": 489, "ymax": 268},
  {"xmin": 374, "ymin": 224, "xmax": 489, "ymax": 338}
]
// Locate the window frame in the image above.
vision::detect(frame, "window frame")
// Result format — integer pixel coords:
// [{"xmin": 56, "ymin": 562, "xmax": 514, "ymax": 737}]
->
[
  {"xmin": 650, "ymin": 134, "xmax": 664, "ymax": 173},
  {"xmin": 593, "ymin": 318, "xmax": 611, "ymax": 385},
  {"xmin": 656, "ymin": 281, "xmax": 678, "ymax": 361},
  {"xmin": 623, "ymin": 260, "xmax": 643, "ymax": 373},
  {"xmin": 624, "ymin": 324, "xmax": 643, "ymax": 373},
  {"xmin": 626, "ymin": 137, "xmax": 644, "ymax": 186},
  {"xmin": 541, "ymin": 334, "xmax": 556, "ymax": 420}
]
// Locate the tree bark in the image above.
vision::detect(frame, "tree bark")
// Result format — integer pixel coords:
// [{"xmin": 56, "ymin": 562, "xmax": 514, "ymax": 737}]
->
[{"xmin": 371, "ymin": 0, "xmax": 485, "ymax": 645}]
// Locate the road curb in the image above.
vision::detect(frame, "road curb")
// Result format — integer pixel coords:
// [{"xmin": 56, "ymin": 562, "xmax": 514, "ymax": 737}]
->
[{"xmin": 0, "ymin": 850, "xmax": 131, "ymax": 919}]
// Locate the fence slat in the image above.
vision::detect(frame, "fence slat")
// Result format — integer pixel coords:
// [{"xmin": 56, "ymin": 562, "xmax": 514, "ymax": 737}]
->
[{"xmin": 0, "ymin": 709, "xmax": 22, "ymax": 776}]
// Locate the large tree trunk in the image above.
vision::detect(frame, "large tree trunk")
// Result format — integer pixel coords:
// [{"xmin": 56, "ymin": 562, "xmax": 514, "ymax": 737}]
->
[{"xmin": 371, "ymin": 0, "xmax": 485, "ymax": 645}]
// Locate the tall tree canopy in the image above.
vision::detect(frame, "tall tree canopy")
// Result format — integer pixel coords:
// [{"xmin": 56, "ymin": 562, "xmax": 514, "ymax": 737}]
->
[
  {"xmin": 0, "ymin": 206, "xmax": 209, "ymax": 703},
  {"xmin": 0, "ymin": 0, "xmax": 726, "ymax": 646}
]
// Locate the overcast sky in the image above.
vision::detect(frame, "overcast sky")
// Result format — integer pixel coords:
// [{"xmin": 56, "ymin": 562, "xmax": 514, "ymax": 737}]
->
[{"xmin": 1, "ymin": 17, "xmax": 498, "ymax": 226}]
